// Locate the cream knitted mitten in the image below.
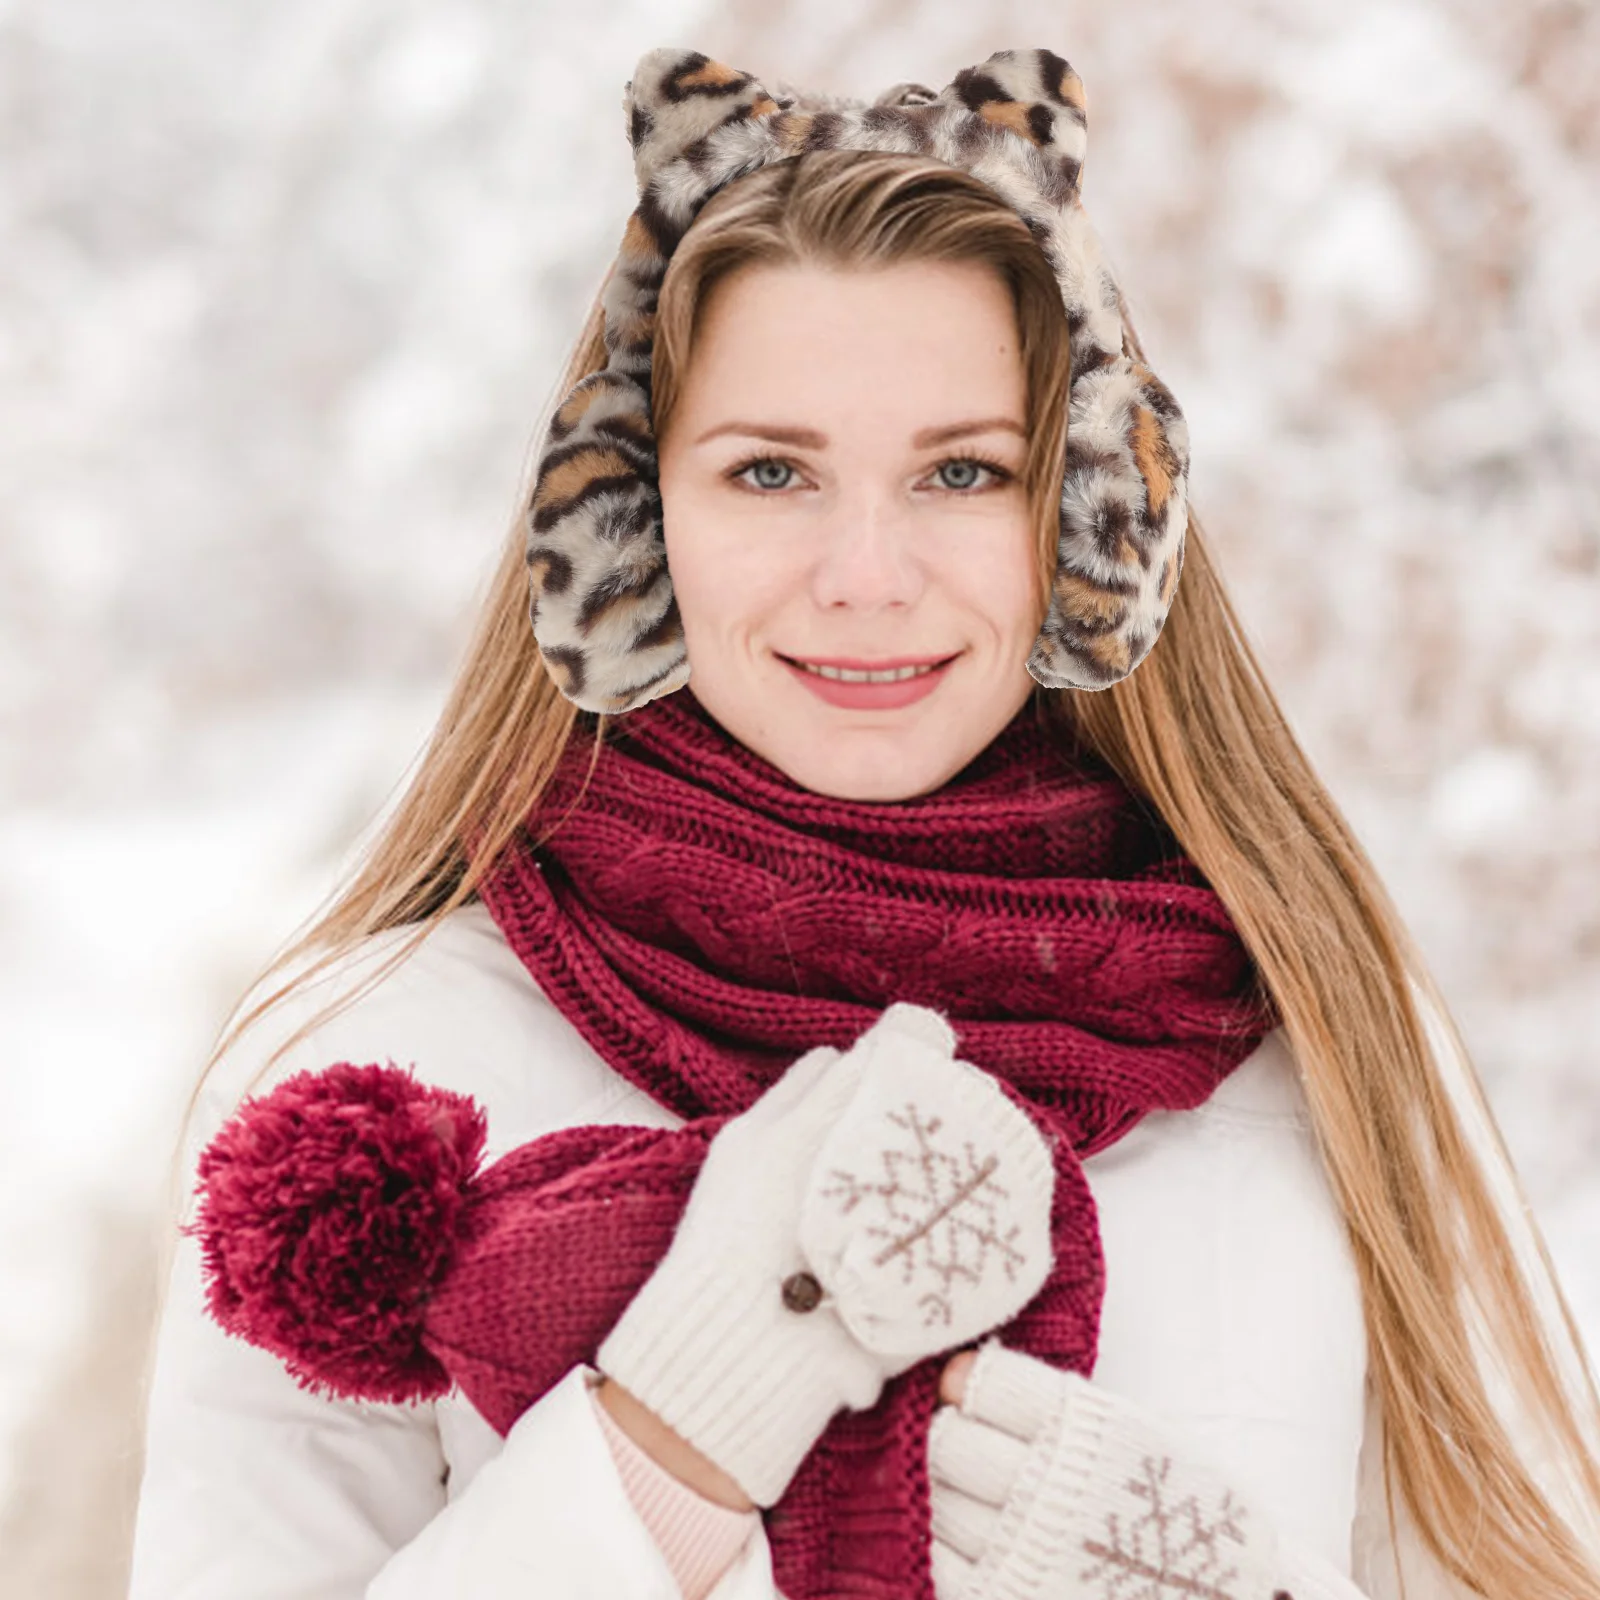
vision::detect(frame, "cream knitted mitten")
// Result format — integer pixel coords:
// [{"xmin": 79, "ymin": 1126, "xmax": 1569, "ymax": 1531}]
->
[
  {"xmin": 928, "ymin": 1338, "xmax": 1372, "ymax": 1600},
  {"xmin": 597, "ymin": 1001, "xmax": 1057, "ymax": 1508}
]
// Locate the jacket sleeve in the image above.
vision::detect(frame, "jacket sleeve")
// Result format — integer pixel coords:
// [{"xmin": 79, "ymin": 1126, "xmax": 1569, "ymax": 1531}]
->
[
  {"xmin": 127, "ymin": 1211, "xmax": 780, "ymax": 1600},
  {"xmin": 125, "ymin": 927, "xmax": 784, "ymax": 1600}
]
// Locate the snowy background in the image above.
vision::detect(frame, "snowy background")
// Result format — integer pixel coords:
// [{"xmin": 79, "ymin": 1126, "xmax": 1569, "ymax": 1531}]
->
[{"xmin": 1, "ymin": 0, "xmax": 1596, "ymax": 1592}]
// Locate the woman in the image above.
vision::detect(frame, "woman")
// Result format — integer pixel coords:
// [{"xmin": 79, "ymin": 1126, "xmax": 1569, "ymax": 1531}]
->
[{"xmin": 128, "ymin": 45, "xmax": 1600, "ymax": 1600}]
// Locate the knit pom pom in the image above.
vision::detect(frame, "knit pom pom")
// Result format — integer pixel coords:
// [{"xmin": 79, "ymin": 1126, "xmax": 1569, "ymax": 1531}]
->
[{"xmin": 184, "ymin": 1061, "xmax": 488, "ymax": 1407}]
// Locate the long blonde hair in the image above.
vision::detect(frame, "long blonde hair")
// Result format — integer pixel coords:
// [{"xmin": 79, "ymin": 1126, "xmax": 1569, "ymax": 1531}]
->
[{"xmin": 164, "ymin": 151, "xmax": 1600, "ymax": 1596}]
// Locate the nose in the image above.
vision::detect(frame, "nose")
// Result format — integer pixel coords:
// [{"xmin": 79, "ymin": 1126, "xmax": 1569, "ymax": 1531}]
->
[{"xmin": 808, "ymin": 485, "xmax": 926, "ymax": 614}]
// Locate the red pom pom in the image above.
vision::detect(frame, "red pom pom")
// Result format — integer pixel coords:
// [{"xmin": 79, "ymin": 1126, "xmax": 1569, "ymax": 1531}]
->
[{"xmin": 184, "ymin": 1061, "xmax": 488, "ymax": 1406}]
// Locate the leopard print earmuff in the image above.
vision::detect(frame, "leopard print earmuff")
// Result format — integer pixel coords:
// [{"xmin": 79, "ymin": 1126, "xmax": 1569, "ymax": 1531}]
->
[{"xmin": 525, "ymin": 46, "xmax": 1190, "ymax": 715}]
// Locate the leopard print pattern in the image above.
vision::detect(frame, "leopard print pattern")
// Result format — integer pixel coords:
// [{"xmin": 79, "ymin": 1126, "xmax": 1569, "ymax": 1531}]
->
[{"xmin": 526, "ymin": 46, "xmax": 1191, "ymax": 714}]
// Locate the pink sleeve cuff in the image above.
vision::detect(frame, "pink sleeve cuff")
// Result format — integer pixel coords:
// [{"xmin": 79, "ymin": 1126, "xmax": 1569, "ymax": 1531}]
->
[{"xmin": 586, "ymin": 1376, "xmax": 762, "ymax": 1600}]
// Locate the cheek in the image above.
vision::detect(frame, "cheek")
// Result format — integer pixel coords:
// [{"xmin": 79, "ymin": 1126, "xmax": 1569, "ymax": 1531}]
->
[
  {"xmin": 660, "ymin": 478, "xmax": 799, "ymax": 627},
  {"xmin": 935, "ymin": 510, "xmax": 1044, "ymax": 629}
]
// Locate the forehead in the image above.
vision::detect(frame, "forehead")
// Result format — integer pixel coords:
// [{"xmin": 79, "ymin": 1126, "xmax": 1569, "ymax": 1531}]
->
[{"xmin": 679, "ymin": 259, "xmax": 1025, "ymax": 428}]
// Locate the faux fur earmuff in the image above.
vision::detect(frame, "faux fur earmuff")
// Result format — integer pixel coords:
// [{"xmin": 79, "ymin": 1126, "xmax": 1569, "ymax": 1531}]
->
[{"xmin": 525, "ymin": 47, "xmax": 1190, "ymax": 715}]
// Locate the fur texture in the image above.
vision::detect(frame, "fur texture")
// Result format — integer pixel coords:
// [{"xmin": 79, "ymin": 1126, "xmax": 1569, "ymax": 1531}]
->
[{"xmin": 527, "ymin": 47, "xmax": 1191, "ymax": 713}]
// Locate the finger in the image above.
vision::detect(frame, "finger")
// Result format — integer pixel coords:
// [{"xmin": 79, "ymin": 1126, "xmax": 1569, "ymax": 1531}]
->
[
  {"xmin": 928, "ymin": 1479, "xmax": 999, "ymax": 1562},
  {"xmin": 957, "ymin": 1337, "xmax": 1062, "ymax": 1444},
  {"xmin": 940, "ymin": 1350, "xmax": 977, "ymax": 1405},
  {"xmin": 739, "ymin": 1045, "xmax": 846, "ymax": 1125},
  {"xmin": 872, "ymin": 1000, "xmax": 957, "ymax": 1057},
  {"xmin": 928, "ymin": 1403, "xmax": 1030, "ymax": 1505},
  {"xmin": 930, "ymin": 1536, "xmax": 979, "ymax": 1600}
]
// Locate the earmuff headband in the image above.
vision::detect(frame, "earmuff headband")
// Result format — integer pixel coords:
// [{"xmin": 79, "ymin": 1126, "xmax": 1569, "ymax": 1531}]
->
[{"xmin": 526, "ymin": 47, "xmax": 1189, "ymax": 715}]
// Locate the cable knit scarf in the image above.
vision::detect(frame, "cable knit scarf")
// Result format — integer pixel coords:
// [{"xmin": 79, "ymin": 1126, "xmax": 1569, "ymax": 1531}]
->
[
  {"xmin": 190, "ymin": 685, "xmax": 1278, "ymax": 1600},
  {"xmin": 466, "ymin": 687, "xmax": 1275, "ymax": 1598}
]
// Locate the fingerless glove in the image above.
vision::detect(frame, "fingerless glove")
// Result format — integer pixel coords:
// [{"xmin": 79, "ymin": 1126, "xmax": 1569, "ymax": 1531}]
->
[{"xmin": 928, "ymin": 1338, "xmax": 1373, "ymax": 1600}]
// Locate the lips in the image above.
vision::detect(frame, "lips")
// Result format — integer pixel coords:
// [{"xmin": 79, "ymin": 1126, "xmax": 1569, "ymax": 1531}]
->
[{"xmin": 778, "ymin": 650, "xmax": 960, "ymax": 709}]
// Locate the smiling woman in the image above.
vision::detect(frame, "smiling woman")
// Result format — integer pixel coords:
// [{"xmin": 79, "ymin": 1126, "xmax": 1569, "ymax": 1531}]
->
[
  {"xmin": 642, "ymin": 144, "xmax": 1078, "ymax": 802},
  {"xmin": 132, "ymin": 45, "xmax": 1600, "ymax": 1600},
  {"xmin": 656, "ymin": 254, "xmax": 1043, "ymax": 798}
]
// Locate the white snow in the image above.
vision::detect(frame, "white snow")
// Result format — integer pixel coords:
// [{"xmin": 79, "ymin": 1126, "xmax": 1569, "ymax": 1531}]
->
[{"xmin": 0, "ymin": 0, "xmax": 1596, "ymax": 1586}]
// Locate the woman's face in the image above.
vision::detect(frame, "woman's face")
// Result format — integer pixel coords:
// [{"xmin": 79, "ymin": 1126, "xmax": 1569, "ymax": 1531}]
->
[{"xmin": 656, "ymin": 258, "xmax": 1044, "ymax": 802}]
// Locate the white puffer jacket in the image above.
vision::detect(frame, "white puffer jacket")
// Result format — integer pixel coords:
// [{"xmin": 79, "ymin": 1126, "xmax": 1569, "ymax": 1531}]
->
[{"xmin": 125, "ymin": 900, "xmax": 1592, "ymax": 1600}]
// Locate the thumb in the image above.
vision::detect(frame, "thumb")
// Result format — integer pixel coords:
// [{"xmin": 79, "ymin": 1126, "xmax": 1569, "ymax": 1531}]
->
[{"xmin": 730, "ymin": 1043, "xmax": 847, "ymax": 1131}]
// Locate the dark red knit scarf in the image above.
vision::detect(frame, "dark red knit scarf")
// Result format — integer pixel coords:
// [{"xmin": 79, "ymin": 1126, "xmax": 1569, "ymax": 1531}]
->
[{"xmin": 466, "ymin": 686, "xmax": 1275, "ymax": 1600}]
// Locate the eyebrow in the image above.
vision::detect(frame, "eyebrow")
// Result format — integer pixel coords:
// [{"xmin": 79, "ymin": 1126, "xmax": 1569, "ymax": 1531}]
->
[{"xmin": 691, "ymin": 417, "xmax": 1027, "ymax": 449}]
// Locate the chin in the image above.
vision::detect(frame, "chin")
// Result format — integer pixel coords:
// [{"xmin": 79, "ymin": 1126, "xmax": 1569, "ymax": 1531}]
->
[
  {"xmin": 691, "ymin": 660, "xmax": 993, "ymax": 802},
  {"xmin": 770, "ymin": 724, "xmax": 953, "ymax": 804}
]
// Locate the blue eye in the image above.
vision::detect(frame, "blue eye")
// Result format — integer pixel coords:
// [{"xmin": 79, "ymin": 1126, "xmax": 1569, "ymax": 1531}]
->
[
  {"xmin": 735, "ymin": 458, "xmax": 796, "ymax": 491},
  {"xmin": 938, "ymin": 460, "xmax": 985, "ymax": 490}
]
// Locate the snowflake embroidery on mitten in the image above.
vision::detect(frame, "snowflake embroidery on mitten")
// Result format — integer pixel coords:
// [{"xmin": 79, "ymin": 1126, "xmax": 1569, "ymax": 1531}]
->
[
  {"xmin": 1078, "ymin": 1454, "xmax": 1258, "ymax": 1600},
  {"xmin": 815, "ymin": 1100, "xmax": 1028, "ymax": 1329}
]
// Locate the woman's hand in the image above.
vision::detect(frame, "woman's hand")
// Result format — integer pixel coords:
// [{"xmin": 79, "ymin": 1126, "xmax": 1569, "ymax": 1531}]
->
[
  {"xmin": 926, "ymin": 1340, "xmax": 1306, "ymax": 1600},
  {"xmin": 596, "ymin": 1002, "xmax": 1057, "ymax": 1509}
]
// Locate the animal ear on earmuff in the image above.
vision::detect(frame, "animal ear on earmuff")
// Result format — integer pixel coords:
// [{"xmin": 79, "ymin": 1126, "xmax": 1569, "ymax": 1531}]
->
[{"xmin": 527, "ymin": 47, "xmax": 1189, "ymax": 715}]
